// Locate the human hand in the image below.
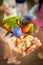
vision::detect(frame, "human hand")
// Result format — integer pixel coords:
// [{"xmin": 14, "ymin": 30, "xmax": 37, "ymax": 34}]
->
[
  {"xmin": 0, "ymin": 5, "xmax": 11, "ymax": 16},
  {"xmin": 0, "ymin": 5, "xmax": 6, "ymax": 11},
  {"xmin": 5, "ymin": 9, "xmax": 11, "ymax": 16},
  {"xmin": 31, "ymin": 37, "xmax": 41, "ymax": 47},
  {"xmin": 26, "ymin": 37, "xmax": 41, "ymax": 55},
  {"xmin": 11, "ymin": 35, "xmax": 41, "ymax": 57}
]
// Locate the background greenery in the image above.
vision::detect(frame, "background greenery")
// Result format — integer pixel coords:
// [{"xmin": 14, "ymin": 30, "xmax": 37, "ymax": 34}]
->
[
  {"xmin": 26, "ymin": 0, "xmax": 34, "ymax": 7},
  {"xmin": 0, "ymin": 0, "xmax": 3, "ymax": 5}
]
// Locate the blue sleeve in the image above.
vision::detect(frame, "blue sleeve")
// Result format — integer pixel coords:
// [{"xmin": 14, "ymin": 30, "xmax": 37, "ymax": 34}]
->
[{"xmin": 28, "ymin": 4, "xmax": 38, "ymax": 20}]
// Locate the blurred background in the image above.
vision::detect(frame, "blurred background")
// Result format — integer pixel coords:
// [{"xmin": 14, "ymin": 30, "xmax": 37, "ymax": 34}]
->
[{"xmin": 0, "ymin": 0, "xmax": 43, "ymax": 65}]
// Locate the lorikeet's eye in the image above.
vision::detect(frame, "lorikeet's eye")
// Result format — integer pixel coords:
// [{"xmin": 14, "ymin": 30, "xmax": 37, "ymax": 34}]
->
[{"xmin": 21, "ymin": 19, "xmax": 31, "ymax": 26}]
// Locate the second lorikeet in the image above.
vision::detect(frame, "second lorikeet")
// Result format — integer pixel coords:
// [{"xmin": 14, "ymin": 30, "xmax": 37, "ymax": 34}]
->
[{"xmin": 17, "ymin": 15, "xmax": 34, "ymax": 34}]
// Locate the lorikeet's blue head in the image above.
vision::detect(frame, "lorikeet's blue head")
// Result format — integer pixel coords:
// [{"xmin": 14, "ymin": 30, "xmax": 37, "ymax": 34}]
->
[{"xmin": 21, "ymin": 15, "xmax": 33, "ymax": 25}]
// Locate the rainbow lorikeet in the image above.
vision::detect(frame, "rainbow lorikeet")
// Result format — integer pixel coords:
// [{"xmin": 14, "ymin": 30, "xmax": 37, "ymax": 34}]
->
[
  {"xmin": 17, "ymin": 15, "xmax": 34, "ymax": 34},
  {"xmin": 3, "ymin": 16, "xmax": 23, "ymax": 38},
  {"xmin": 3, "ymin": 16, "xmax": 21, "ymax": 31}
]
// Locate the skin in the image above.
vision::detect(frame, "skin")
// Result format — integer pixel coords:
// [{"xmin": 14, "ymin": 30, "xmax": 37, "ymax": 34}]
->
[
  {"xmin": 0, "ymin": 27, "xmax": 21, "ymax": 64},
  {"xmin": 34, "ymin": 0, "xmax": 39, "ymax": 3},
  {"xmin": 0, "ymin": 5, "xmax": 10, "ymax": 15},
  {"xmin": 12, "ymin": 35, "xmax": 41, "ymax": 56}
]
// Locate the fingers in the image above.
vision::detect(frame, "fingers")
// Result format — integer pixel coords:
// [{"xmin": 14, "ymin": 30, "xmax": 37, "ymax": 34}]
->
[
  {"xmin": 32, "ymin": 37, "xmax": 41, "ymax": 48},
  {"xmin": 26, "ymin": 45, "xmax": 36, "ymax": 55},
  {"xmin": 5, "ymin": 9, "xmax": 11, "ymax": 16}
]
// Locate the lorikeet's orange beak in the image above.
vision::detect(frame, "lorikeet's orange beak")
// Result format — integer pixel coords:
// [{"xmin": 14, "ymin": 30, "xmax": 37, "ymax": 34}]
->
[{"xmin": 30, "ymin": 20, "xmax": 34, "ymax": 24}]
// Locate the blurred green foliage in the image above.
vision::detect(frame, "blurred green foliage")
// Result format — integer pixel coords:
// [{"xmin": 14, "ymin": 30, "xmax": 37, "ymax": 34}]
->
[
  {"xmin": 0, "ymin": 0, "xmax": 3, "ymax": 22},
  {"xmin": 0, "ymin": 0, "xmax": 3, "ymax": 5},
  {"xmin": 26, "ymin": 0, "xmax": 34, "ymax": 7},
  {"xmin": 0, "ymin": 15, "xmax": 3, "ymax": 22},
  {"xmin": 0, "ymin": 11, "xmax": 3, "ymax": 22}
]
